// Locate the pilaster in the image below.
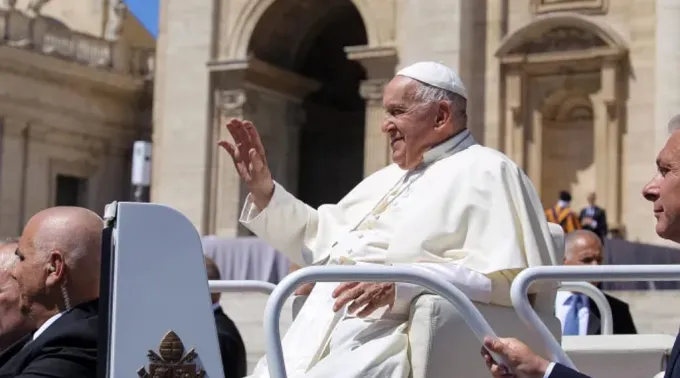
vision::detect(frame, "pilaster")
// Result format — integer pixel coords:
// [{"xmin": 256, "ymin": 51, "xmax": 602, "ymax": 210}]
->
[
  {"xmin": 0, "ymin": 117, "xmax": 27, "ymax": 237},
  {"xmin": 346, "ymin": 45, "xmax": 397, "ymax": 177},
  {"xmin": 208, "ymin": 57, "xmax": 319, "ymax": 237}
]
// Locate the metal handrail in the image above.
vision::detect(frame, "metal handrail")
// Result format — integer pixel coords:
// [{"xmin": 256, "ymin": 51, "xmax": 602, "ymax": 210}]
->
[
  {"xmin": 264, "ymin": 266, "xmax": 507, "ymax": 378},
  {"xmin": 558, "ymin": 281, "xmax": 613, "ymax": 335},
  {"xmin": 512, "ymin": 264, "xmax": 680, "ymax": 371},
  {"xmin": 208, "ymin": 280, "xmax": 276, "ymax": 295}
]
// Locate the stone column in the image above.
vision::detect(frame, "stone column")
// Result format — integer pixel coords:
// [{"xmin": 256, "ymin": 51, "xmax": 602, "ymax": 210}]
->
[
  {"xmin": 211, "ymin": 89, "xmax": 249, "ymax": 237},
  {"xmin": 590, "ymin": 92, "xmax": 609, "ymax": 212},
  {"xmin": 360, "ymin": 79, "xmax": 390, "ymax": 176},
  {"xmin": 207, "ymin": 57, "xmax": 320, "ymax": 236},
  {"xmin": 504, "ymin": 70, "xmax": 524, "ymax": 167},
  {"xmin": 0, "ymin": 118, "xmax": 27, "ymax": 237},
  {"xmin": 528, "ymin": 110, "xmax": 543, "ymax": 195},
  {"xmin": 346, "ymin": 45, "xmax": 398, "ymax": 177},
  {"xmin": 591, "ymin": 60, "xmax": 622, "ymax": 228}
]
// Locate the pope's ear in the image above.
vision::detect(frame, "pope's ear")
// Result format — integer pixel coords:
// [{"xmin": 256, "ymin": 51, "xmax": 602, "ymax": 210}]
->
[{"xmin": 434, "ymin": 100, "xmax": 452, "ymax": 128}]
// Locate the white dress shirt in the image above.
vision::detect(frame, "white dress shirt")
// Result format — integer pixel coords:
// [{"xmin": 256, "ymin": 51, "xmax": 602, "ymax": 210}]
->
[
  {"xmin": 32, "ymin": 312, "xmax": 64, "ymax": 341},
  {"xmin": 554, "ymin": 291, "xmax": 590, "ymax": 336},
  {"xmin": 584, "ymin": 206, "xmax": 598, "ymax": 228}
]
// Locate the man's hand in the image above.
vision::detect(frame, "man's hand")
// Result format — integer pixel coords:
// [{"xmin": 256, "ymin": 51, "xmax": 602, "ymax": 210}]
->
[
  {"xmin": 218, "ymin": 119, "xmax": 274, "ymax": 210},
  {"xmin": 331, "ymin": 282, "xmax": 395, "ymax": 317},
  {"xmin": 581, "ymin": 217, "xmax": 592, "ymax": 226},
  {"xmin": 481, "ymin": 337, "xmax": 550, "ymax": 378}
]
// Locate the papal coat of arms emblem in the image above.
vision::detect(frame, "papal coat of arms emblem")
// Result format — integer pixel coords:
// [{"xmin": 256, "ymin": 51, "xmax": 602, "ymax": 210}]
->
[{"xmin": 137, "ymin": 330, "xmax": 206, "ymax": 378}]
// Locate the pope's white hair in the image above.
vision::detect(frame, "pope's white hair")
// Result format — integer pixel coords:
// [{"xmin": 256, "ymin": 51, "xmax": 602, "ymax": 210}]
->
[{"xmin": 412, "ymin": 81, "xmax": 468, "ymax": 126}]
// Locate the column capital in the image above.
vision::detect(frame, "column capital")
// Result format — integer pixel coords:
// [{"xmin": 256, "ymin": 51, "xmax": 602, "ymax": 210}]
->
[
  {"xmin": 360, "ymin": 79, "xmax": 388, "ymax": 106},
  {"xmin": 219, "ymin": 89, "xmax": 246, "ymax": 112},
  {"xmin": 2, "ymin": 117, "xmax": 28, "ymax": 137},
  {"xmin": 209, "ymin": 57, "xmax": 321, "ymax": 102},
  {"xmin": 346, "ymin": 45, "xmax": 398, "ymax": 79}
]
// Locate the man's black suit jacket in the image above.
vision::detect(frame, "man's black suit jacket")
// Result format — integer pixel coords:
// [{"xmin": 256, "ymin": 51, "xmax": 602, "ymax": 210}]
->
[
  {"xmin": 548, "ymin": 363, "xmax": 592, "ymax": 378},
  {"xmin": 550, "ymin": 330, "xmax": 680, "ymax": 378},
  {"xmin": 579, "ymin": 206, "xmax": 608, "ymax": 240},
  {"xmin": 587, "ymin": 293, "xmax": 637, "ymax": 335},
  {"xmin": 214, "ymin": 306, "xmax": 247, "ymax": 378},
  {"xmin": 665, "ymin": 331, "xmax": 680, "ymax": 378},
  {"xmin": 0, "ymin": 299, "xmax": 98, "ymax": 378}
]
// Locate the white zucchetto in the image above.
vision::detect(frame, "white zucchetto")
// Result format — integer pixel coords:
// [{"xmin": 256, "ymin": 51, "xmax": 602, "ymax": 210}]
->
[{"xmin": 396, "ymin": 61, "xmax": 467, "ymax": 99}]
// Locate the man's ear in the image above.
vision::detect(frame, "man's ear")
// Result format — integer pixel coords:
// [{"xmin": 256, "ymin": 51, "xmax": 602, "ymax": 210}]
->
[
  {"xmin": 45, "ymin": 251, "xmax": 65, "ymax": 287},
  {"xmin": 434, "ymin": 101, "xmax": 452, "ymax": 129}
]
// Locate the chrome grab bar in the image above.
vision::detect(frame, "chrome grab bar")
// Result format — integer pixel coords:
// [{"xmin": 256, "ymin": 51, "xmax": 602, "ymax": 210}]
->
[
  {"xmin": 512, "ymin": 264, "xmax": 680, "ymax": 371},
  {"xmin": 208, "ymin": 280, "xmax": 276, "ymax": 295},
  {"xmin": 263, "ymin": 266, "xmax": 507, "ymax": 378}
]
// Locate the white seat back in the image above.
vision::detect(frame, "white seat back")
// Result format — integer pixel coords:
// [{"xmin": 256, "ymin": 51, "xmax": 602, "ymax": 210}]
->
[
  {"xmin": 407, "ymin": 223, "xmax": 564, "ymax": 378},
  {"xmin": 102, "ymin": 202, "xmax": 224, "ymax": 377},
  {"xmin": 408, "ymin": 296, "xmax": 561, "ymax": 378},
  {"xmin": 563, "ymin": 335, "xmax": 674, "ymax": 378}
]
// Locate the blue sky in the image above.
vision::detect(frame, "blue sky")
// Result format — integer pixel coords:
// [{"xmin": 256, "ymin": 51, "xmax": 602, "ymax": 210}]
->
[{"xmin": 124, "ymin": 0, "xmax": 159, "ymax": 38}]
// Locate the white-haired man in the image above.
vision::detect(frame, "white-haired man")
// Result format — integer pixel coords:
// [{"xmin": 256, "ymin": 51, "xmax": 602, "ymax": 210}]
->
[
  {"xmin": 0, "ymin": 238, "xmax": 50, "ymax": 352},
  {"xmin": 221, "ymin": 61, "xmax": 557, "ymax": 377},
  {"xmin": 481, "ymin": 115, "xmax": 680, "ymax": 378}
]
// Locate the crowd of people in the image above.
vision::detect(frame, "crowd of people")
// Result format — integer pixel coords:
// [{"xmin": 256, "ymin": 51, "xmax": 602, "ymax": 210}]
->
[{"xmin": 0, "ymin": 59, "xmax": 678, "ymax": 378}]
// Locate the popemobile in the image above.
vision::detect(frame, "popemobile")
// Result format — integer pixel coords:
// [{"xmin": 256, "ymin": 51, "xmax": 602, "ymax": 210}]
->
[{"xmin": 100, "ymin": 201, "xmax": 676, "ymax": 378}]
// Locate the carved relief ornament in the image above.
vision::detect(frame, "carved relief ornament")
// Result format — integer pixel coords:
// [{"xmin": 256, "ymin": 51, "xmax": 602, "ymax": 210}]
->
[
  {"xmin": 507, "ymin": 26, "xmax": 607, "ymax": 55},
  {"xmin": 360, "ymin": 79, "xmax": 388, "ymax": 106},
  {"xmin": 137, "ymin": 330, "xmax": 206, "ymax": 378},
  {"xmin": 218, "ymin": 90, "xmax": 247, "ymax": 119}
]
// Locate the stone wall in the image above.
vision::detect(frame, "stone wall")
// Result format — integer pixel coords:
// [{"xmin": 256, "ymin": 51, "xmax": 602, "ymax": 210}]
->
[{"xmin": 0, "ymin": 7, "xmax": 152, "ymax": 235}]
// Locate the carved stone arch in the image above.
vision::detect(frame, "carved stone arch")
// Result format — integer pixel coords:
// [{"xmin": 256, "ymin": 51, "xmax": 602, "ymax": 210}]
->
[
  {"xmin": 228, "ymin": 0, "xmax": 382, "ymax": 60},
  {"xmin": 540, "ymin": 88, "xmax": 593, "ymax": 122},
  {"xmin": 495, "ymin": 13, "xmax": 627, "ymax": 60},
  {"xmin": 495, "ymin": 13, "xmax": 628, "ymax": 230}
]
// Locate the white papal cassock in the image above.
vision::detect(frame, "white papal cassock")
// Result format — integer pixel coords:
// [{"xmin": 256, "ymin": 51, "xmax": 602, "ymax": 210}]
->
[{"xmin": 240, "ymin": 129, "xmax": 557, "ymax": 378}]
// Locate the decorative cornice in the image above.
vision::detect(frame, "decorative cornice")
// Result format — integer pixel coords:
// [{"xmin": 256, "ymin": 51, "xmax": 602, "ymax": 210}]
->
[
  {"xmin": 208, "ymin": 57, "xmax": 321, "ymax": 101},
  {"xmin": 0, "ymin": 45, "xmax": 145, "ymax": 97},
  {"xmin": 531, "ymin": 0, "xmax": 608, "ymax": 15}
]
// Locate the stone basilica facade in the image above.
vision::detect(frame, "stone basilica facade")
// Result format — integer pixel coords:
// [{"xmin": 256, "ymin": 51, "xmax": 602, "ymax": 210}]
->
[
  {"xmin": 153, "ymin": 0, "xmax": 678, "ymax": 245},
  {"xmin": 0, "ymin": 0, "xmax": 154, "ymax": 237}
]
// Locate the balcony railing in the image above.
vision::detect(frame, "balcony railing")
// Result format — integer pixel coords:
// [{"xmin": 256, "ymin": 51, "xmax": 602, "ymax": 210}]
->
[{"xmin": 0, "ymin": 9, "xmax": 154, "ymax": 78}]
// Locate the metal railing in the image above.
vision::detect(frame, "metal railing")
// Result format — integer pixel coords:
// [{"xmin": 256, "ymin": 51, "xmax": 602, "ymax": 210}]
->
[
  {"xmin": 512, "ymin": 265, "xmax": 680, "ymax": 371},
  {"xmin": 263, "ymin": 266, "xmax": 507, "ymax": 378},
  {"xmin": 558, "ymin": 281, "xmax": 613, "ymax": 335},
  {"xmin": 208, "ymin": 280, "xmax": 276, "ymax": 295}
]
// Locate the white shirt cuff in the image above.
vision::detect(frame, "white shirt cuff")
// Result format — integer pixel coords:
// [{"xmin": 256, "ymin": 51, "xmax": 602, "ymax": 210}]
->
[
  {"xmin": 391, "ymin": 282, "xmax": 425, "ymax": 314},
  {"xmin": 239, "ymin": 181, "xmax": 287, "ymax": 224},
  {"xmin": 543, "ymin": 362, "xmax": 556, "ymax": 378},
  {"xmin": 590, "ymin": 220, "xmax": 597, "ymax": 227}
]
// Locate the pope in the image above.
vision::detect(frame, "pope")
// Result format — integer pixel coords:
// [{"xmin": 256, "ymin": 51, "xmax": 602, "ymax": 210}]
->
[{"xmin": 219, "ymin": 61, "xmax": 557, "ymax": 378}]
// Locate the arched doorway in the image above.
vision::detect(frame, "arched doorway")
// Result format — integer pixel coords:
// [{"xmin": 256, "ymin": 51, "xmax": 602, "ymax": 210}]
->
[
  {"xmin": 494, "ymin": 13, "xmax": 629, "ymax": 229},
  {"xmin": 248, "ymin": 0, "xmax": 368, "ymax": 208},
  {"xmin": 539, "ymin": 89, "xmax": 595, "ymax": 209}
]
